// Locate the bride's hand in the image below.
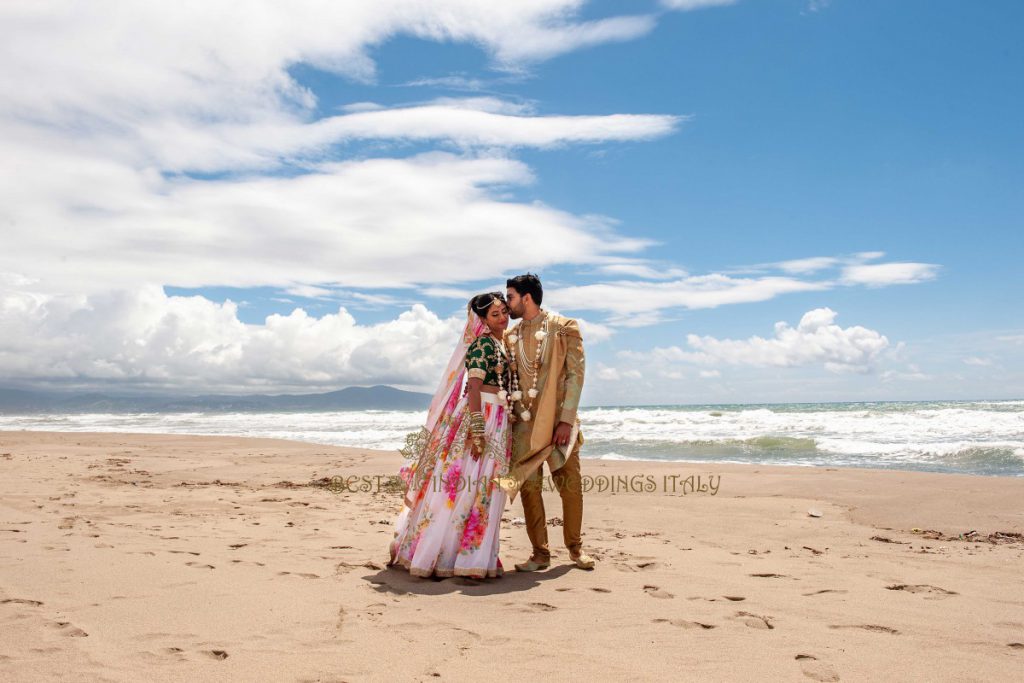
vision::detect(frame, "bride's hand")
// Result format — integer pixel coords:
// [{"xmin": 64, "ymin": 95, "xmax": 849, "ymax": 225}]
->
[{"xmin": 468, "ymin": 434, "xmax": 484, "ymax": 460}]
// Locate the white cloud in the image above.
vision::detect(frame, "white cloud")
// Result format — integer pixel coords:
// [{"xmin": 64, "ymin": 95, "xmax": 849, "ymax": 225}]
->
[
  {"xmin": 72, "ymin": 99, "xmax": 680, "ymax": 175},
  {"xmin": 774, "ymin": 256, "xmax": 840, "ymax": 275},
  {"xmin": 996, "ymin": 335, "xmax": 1024, "ymax": 345},
  {"xmin": 597, "ymin": 262, "xmax": 689, "ymax": 279},
  {"xmin": 575, "ymin": 318, "xmax": 616, "ymax": 344},
  {"xmin": 0, "ymin": 3, "xmax": 680, "ymax": 302},
  {"xmin": 623, "ymin": 308, "xmax": 890, "ymax": 374},
  {"xmin": 662, "ymin": 0, "xmax": 740, "ymax": 10},
  {"xmin": 549, "ymin": 274, "xmax": 830, "ymax": 318},
  {"xmin": 881, "ymin": 369, "xmax": 932, "ymax": 383},
  {"xmin": 1, "ymin": 153, "xmax": 649, "ymax": 294},
  {"xmin": 0, "ymin": 284, "xmax": 462, "ymax": 393},
  {"xmin": 404, "ymin": 76, "xmax": 492, "ymax": 91},
  {"xmin": 699, "ymin": 369, "xmax": 721, "ymax": 378},
  {"xmin": 841, "ymin": 262, "xmax": 939, "ymax": 287},
  {"xmin": 595, "ymin": 364, "xmax": 641, "ymax": 381},
  {"xmin": 0, "ymin": 3, "xmax": 659, "ymax": 123},
  {"xmin": 963, "ymin": 356, "xmax": 993, "ymax": 367},
  {"xmin": 284, "ymin": 285, "xmax": 334, "ymax": 299}
]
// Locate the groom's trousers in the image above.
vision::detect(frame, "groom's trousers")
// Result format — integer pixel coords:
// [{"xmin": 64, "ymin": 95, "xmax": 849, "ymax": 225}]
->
[{"xmin": 520, "ymin": 439, "xmax": 584, "ymax": 561}]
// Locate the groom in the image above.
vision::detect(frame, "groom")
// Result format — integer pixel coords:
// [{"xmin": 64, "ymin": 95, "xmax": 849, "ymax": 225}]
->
[{"xmin": 505, "ymin": 273, "xmax": 595, "ymax": 571}]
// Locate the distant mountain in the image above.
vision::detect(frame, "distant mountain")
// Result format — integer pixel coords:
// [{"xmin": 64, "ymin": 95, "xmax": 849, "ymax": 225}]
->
[{"xmin": 0, "ymin": 385, "xmax": 431, "ymax": 413}]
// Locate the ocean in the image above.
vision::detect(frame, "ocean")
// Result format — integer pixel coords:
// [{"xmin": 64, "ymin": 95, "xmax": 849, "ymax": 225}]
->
[{"xmin": 1, "ymin": 400, "xmax": 1022, "ymax": 477}]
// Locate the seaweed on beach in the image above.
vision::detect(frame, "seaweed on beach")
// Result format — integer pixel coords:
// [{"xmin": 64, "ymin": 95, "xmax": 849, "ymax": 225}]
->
[{"xmin": 913, "ymin": 529, "xmax": 1024, "ymax": 545}]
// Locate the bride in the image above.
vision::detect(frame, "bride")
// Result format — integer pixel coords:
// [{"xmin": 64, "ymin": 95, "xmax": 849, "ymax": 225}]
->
[{"xmin": 388, "ymin": 292, "xmax": 517, "ymax": 579}]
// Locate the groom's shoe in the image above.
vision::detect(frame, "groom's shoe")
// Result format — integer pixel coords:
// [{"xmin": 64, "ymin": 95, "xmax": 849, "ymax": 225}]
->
[
  {"xmin": 514, "ymin": 556, "xmax": 550, "ymax": 572},
  {"xmin": 570, "ymin": 552, "xmax": 596, "ymax": 570}
]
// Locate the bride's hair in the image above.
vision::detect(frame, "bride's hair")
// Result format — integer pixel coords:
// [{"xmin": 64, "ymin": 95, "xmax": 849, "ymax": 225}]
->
[{"xmin": 469, "ymin": 291, "xmax": 507, "ymax": 318}]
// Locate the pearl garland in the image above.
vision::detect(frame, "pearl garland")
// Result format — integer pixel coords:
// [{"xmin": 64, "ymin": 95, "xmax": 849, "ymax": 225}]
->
[{"xmin": 507, "ymin": 314, "xmax": 549, "ymax": 422}]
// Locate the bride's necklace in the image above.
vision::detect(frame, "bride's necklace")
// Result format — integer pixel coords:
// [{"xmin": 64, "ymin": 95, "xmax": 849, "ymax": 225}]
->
[
  {"xmin": 487, "ymin": 333, "xmax": 515, "ymax": 408},
  {"xmin": 506, "ymin": 314, "xmax": 548, "ymax": 422}
]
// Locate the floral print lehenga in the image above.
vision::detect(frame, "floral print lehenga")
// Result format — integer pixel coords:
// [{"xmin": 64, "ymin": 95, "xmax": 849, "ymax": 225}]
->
[{"xmin": 388, "ymin": 316, "xmax": 512, "ymax": 579}]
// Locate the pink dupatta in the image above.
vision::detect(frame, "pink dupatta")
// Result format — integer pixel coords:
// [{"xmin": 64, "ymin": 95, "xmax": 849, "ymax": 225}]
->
[{"xmin": 398, "ymin": 306, "xmax": 487, "ymax": 504}]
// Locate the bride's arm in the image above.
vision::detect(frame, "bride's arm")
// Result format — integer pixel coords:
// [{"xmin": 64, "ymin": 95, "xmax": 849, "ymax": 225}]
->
[
  {"xmin": 467, "ymin": 376, "xmax": 483, "ymax": 414},
  {"xmin": 465, "ymin": 340, "xmax": 488, "ymax": 458}
]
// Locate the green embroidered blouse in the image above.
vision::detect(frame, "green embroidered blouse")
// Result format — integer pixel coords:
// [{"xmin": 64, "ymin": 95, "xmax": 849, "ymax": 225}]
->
[{"xmin": 465, "ymin": 336, "xmax": 510, "ymax": 388}]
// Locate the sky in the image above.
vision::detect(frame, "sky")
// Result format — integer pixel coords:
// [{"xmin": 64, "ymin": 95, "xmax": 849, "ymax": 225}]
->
[{"xmin": 1, "ymin": 0, "xmax": 1022, "ymax": 406}]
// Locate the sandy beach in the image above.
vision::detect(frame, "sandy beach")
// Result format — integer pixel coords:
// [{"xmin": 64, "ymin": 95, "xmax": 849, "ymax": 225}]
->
[{"xmin": 1, "ymin": 431, "xmax": 1022, "ymax": 682}]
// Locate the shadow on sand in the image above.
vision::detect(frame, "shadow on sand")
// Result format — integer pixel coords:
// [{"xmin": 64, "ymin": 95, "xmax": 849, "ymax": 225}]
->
[{"xmin": 364, "ymin": 563, "xmax": 577, "ymax": 596}]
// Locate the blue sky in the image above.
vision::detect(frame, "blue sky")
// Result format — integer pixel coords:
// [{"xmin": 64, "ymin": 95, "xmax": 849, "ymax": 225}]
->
[{"xmin": 2, "ymin": 0, "xmax": 1022, "ymax": 404}]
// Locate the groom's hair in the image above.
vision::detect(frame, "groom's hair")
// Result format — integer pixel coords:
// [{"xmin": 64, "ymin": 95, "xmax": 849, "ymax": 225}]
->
[{"xmin": 506, "ymin": 273, "xmax": 543, "ymax": 306}]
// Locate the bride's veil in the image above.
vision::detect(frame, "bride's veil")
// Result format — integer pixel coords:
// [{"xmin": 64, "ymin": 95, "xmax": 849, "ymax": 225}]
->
[
  {"xmin": 425, "ymin": 305, "xmax": 487, "ymax": 433},
  {"xmin": 398, "ymin": 304, "xmax": 486, "ymax": 502}
]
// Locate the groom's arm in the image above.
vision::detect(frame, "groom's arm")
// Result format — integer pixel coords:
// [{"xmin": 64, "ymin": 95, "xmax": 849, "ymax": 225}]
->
[{"xmin": 558, "ymin": 319, "xmax": 585, "ymax": 426}]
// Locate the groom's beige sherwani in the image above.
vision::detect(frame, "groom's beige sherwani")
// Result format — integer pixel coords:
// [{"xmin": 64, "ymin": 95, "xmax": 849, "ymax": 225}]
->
[{"xmin": 505, "ymin": 310, "xmax": 586, "ymax": 560}]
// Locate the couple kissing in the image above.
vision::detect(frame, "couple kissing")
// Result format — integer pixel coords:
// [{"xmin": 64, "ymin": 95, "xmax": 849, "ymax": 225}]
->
[{"xmin": 388, "ymin": 273, "xmax": 595, "ymax": 579}]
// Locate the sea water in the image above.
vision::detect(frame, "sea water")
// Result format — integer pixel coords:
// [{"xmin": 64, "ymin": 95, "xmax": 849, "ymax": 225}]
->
[{"xmin": 1, "ymin": 400, "xmax": 1021, "ymax": 476}]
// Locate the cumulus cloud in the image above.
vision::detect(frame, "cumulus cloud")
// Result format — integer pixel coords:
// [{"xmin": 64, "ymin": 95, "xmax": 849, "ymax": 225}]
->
[
  {"xmin": 0, "ymin": 284, "xmax": 463, "ymax": 393},
  {"xmin": 623, "ymin": 308, "xmax": 890, "ymax": 373}
]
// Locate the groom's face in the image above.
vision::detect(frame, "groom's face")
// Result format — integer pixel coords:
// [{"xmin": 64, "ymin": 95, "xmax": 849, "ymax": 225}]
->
[{"xmin": 505, "ymin": 287, "xmax": 525, "ymax": 319}]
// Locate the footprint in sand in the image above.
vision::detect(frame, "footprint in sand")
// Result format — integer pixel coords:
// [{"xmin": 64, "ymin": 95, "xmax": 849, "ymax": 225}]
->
[
  {"xmin": 511, "ymin": 602, "xmax": 558, "ymax": 612},
  {"xmin": 653, "ymin": 618, "xmax": 715, "ymax": 630},
  {"xmin": 46, "ymin": 621, "xmax": 88, "ymax": 637},
  {"xmin": 734, "ymin": 611, "xmax": 774, "ymax": 630},
  {"xmin": 803, "ymin": 589, "xmax": 848, "ymax": 597},
  {"xmin": 643, "ymin": 585, "xmax": 674, "ymax": 599},
  {"xmin": 829, "ymin": 624, "xmax": 899, "ymax": 635},
  {"xmin": 749, "ymin": 573, "xmax": 787, "ymax": 579},
  {"xmin": 336, "ymin": 561, "xmax": 383, "ymax": 574},
  {"xmin": 1, "ymin": 598, "xmax": 44, "ymax": 606},
  {"xmin": 186, "ymin": 562, "xmax": 215, "ymax": 569},
  {"xmin": 1007, "ymin": 643, "xmax": 1023, "ymax": 649},
  {"xmin": 885, "ymin": 584, "xmax": 957, "ymax": 599},
  {"xmin": 723, "ymin": 596, "xmax": 746, "ymax": 602},
  {"xmin": 203, "ymin": 649, "xmax": 229, "ymax": 660},
  {"xmin": 591, "ymin": 587, "xmax": 612, "ymax": 593},
  {"xmin": 278, "ymin": 571, "xmax": 320, "ymax": 579},
  {"xmin": 796, "ymin": 657, "xmax": 840, "ymax": 682}
]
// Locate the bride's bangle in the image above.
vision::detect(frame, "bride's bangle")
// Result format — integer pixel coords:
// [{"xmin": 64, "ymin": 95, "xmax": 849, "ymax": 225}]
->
[{"xmin": 468, "ymin": 411, "xmax": 486, "ymax": 437}]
